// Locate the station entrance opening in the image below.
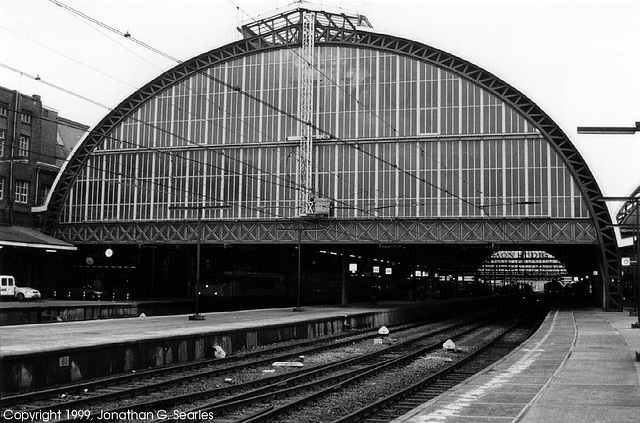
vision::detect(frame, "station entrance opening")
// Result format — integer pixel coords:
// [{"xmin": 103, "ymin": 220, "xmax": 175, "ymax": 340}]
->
[{"xmin": 63, "ymin": 240, "xmax": 600, "ymax": 311}]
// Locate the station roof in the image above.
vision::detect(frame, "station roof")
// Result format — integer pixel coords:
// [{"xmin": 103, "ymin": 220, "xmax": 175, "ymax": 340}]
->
[
  {"xmin": 0, "ymin": 226, "xmax": 76, "ymax": 251},
  {"xmin": 40, "ymin": 5, "xmax": 619, "ymax": 308}
]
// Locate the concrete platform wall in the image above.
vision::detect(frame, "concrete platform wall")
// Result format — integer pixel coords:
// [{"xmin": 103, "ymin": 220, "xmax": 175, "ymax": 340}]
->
[
  {"xmin": 0, "ymin": 304, "xmax": 139, "ymax": 325},
  {"xmin": 0, "ymin": 300, "xmax": 194, "ymax": 326}
]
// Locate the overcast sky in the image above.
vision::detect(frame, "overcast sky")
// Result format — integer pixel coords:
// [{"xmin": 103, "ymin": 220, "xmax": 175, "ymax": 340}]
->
[{"xmin": 2, "ymin": 0, "xmax": 639, "ymax": 217}]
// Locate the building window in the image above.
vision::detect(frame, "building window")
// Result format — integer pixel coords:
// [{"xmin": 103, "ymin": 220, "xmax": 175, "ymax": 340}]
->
[
  {"xmin": 0, "ymin": 177, "xmax": 4, "ymax": 200},
  {"xmin": 0, "ymin": 129, "xmax": 5, "ymax": 157},
  {"xmin": 40, "ymin": 184, "xmax": 51, "ymax": 206},
  {"xmin": 0, "ymin": 106, "xmax": 7, "ymax": 116},
  {"xmin": 15, "ymin": 180, "xmax": 29, "ymax": 204},
  {"xmin": 20, "ymin": 113, "xmax": 32, "ymax": 124},
  {"xmin": 18, "ymin": 135, "xmax": 30, "ymax": 157}
]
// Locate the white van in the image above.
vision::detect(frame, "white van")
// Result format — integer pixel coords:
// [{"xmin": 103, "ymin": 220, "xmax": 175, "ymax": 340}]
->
[{"xmin": 0, "ymin": 275, "xmax": 41, "ymax": 301}]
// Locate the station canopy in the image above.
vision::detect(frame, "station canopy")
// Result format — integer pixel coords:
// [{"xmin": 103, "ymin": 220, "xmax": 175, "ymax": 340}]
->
[{"xmin": 0, "ymin": 225, "xmax": 76, "ymax": 251}]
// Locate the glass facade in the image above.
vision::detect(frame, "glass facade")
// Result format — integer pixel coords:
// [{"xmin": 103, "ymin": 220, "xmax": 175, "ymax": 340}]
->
[{"xmin": 60, "ymin": 46, "xmax": 588, "ymax": 223}]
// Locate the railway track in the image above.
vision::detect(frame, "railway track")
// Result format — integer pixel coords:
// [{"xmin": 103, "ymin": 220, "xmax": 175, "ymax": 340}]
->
[
  {"xmin": 2, "ymin": 300, "xmax": 543, "ymax": 423},
  {"xmin": 209, "ymin": 301, "xmax": 547, "ymax": 423},
  {"xmin": 150, "ymin": 317, "xmax": 500, "ymax": 422},
  {"xmin": 2, "ymin": 316, "xmax": 424, "ymax": 409},
  {"xmin": 330, "ymin": 304, "xmax": 548, "ymax": 422}
]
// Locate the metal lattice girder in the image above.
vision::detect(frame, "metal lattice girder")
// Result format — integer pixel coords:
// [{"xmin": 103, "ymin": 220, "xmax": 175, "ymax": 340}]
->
[
  {"xmin": 56, "ymin": 219, "xmax": 598, "ymax": 245},
  {"xmin": 616, "ymin": 188, "xmax": 640, "ymax": 237},
  {"xmin": 298, "ymin": 11, "xmax": 316, "ymax": 217},
  {"xmin": 44, "ymin": 8, "xmax": 620, "ymax": 309},
  {"xmin": 239, "ymin": 8, "xmax": 372, "ymax": 41}
]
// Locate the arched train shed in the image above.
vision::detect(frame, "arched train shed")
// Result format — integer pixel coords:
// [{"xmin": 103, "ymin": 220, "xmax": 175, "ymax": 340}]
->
[{"xmin": 40, "ymin": 8, "xmax": 620, "ymax": 309}]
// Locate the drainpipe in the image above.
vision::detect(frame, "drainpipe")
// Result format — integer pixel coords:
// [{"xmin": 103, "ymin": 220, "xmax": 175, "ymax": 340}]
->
[
  {"xmin": 8, "ymin": 91, "xmax": 20, "ymax": 224},
  {"xmin": 35, "ymin": 167, "xmax": 40, "ymax": 206}
]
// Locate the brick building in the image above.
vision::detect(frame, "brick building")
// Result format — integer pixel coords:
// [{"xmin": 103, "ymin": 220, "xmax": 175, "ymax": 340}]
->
[{"xmin": 0, "ymin": 86, "xmax": 87, "ymax": 290}]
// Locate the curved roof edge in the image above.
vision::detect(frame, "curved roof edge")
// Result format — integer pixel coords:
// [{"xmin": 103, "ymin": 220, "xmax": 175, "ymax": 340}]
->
[
  {"xmin": 616, "ymin": 186, "xmax": 640, "ymax": 238},
  {"xmin": 43, "ymin": 8, "xmax": 619, "ymax": 289}
]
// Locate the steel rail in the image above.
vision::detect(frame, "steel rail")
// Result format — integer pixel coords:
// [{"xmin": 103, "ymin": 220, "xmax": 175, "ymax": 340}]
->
[
  {"xmin": 155, "ymin": 305, "xmax": 532, "ymax": 422},
  {"xmin": 12, "ymin": 307, "xmax": 508, "ymax": 422},
  {"xmin": 332, "ymin": 305, "xmax": 549, "ymax": 422},
  {"xmin": 2, "ymin": 317, "xmax": 427, "ymax": 410}
]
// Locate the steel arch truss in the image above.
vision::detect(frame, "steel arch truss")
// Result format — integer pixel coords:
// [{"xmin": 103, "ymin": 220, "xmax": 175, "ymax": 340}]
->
[
  {"xmin": 44, "ymin": 7, "xmax": 620, "ymax": 309},
  {"xmin": 616, "ymin": 187, "xmax": 640, "ymax": 239},
  {"xmin": 55, "ymin": 219, "xmax": 597, "ymax": 246}
]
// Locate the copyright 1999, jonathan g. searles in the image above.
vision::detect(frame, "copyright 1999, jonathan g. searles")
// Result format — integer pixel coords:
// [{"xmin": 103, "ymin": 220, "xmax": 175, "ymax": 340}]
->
[{"xmin": 4, "ymin": 409, "xmax": 223, "ymax": 421}]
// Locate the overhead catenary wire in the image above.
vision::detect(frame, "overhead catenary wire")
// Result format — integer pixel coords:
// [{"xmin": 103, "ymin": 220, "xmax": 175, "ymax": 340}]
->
[
  {"xmin": 5, "ymin": 80, "xmax": 388, "ymax": 225},
  {"xmin": 36, "ymin": 0, "xmax": 540, "ymax": 235},
  {"xmin": 224, "ymin": 4, "xmax": 534, "ymax": 245},
  {"xmin": 17, "ymin": 102, "xmax": 531, "ymax": 246},
  {"xmin": 201, "ymin": 5, "xmax": 544, "ymax": 229},
  {"xmin": 229, "ymin": 1, "xmax": 489, "ymax": 200},
  {"xmin": 25, "ymin": 2, "xmax": 385, "ymax": 212},
  {"xmin": 0, "ymin": 24, "xmax": 135, "ymax": 90},
  {"xmin": 1, "ymin": 54, "xmax": 381, "ymax": 217},
  {"xmin": 45, "ymin": 0, "xmax": 487, "ymax": 215},
  {"xmin": 1, "ymin": 60, "xmax": 388, "ymax": 224},
  {"xmin": 4, "ymin": 2, "xmax": 590, "ymax": 284}
]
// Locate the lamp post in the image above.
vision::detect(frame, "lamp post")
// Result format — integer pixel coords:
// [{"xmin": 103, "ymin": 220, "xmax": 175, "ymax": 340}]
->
[
  {"xmin": 579, "ymin": 121, "xmax": 640, "ymax": 327},
  {"xmin": 633, "ymin": 202, "xmax": 639, "ymax": 325},
  {"xmin": 599, "ymin": 196, "xmax": 640, "ymax": 328},
  {"xmin": 170, "ymin": 203, "xmax": 230, "ymax": 321},
  {"xmin": 296, "ymin": 227, "xmax": 302, "ymax": 311}
]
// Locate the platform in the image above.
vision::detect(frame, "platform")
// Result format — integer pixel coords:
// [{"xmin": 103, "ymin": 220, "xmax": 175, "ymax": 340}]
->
[
  {"xmin": 392, "ymin": 308, "xmax": 640, "ymax": 423},
  {"xmin": 0, "ymin": 298, "xmax": 193, "ymax": 326},
  {"xmin": 0, "ymin": 296, "xmax": 511, "ymax": 394}
]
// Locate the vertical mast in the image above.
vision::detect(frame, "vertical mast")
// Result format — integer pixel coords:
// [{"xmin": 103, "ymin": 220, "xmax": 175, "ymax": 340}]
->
[{"xmin": 298, "ymin": 11, "xmax": 315, "ymax": 217}]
